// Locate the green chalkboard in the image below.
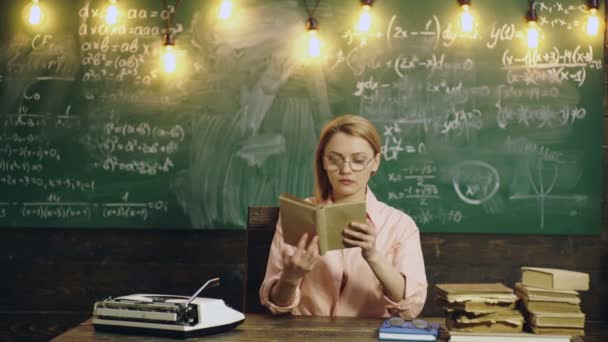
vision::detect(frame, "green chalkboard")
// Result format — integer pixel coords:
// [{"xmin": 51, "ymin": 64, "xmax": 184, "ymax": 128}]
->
[{"xmin": 0, "ymin": 0, "xmax": 603, "ymax": 234}]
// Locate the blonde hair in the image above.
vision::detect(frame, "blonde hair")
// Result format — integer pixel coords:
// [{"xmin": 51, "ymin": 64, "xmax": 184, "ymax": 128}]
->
[{"xmin": 314, "ymin": 115, "xmax": 381, "ymax": 201}]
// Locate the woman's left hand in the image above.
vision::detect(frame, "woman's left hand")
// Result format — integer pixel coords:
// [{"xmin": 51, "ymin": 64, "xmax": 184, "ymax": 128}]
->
[{"xmin": 342, "ymin": 220, "xmax": 378, "ymax": 261}]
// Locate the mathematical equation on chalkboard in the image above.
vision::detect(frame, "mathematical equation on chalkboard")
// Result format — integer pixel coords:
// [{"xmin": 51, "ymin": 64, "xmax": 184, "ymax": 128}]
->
[
  {"xmin": 0, "ymin": 0, "xmax": 602, "ymax": 232},
  {"xmin": 0, "ymin": 198, "xmax": 168, "ymax": 221}
]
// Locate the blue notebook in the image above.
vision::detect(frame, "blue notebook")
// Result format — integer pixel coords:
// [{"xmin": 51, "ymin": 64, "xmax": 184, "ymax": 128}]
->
[{"xmin": 378, "ymin": 318, "xmax": 440, "ymax": 341}]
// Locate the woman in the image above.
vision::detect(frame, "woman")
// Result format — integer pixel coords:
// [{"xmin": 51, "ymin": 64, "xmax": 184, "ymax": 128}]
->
[{"xmin": 259, "ymin": 114, "xmax": 427, "ymax": 318}]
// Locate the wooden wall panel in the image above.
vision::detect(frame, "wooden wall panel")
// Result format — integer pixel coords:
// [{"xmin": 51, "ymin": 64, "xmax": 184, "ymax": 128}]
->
[
  {"xmin": 0, "ymin": 312, "xmax": 85, "ymax": 342},
  {"xmin": 246, "ymin": 226, "xmax": 608, "ymax": 319},
  {"xmin": 0, "ymin": 229, "xmax": 247, "ymax": 341},
  {"xmin": 246, "ymin": 207, "xmax": 280, "ymax": 315},
  {"xmin": 0, "ymin": 262, "xmax": 245, "ymax": 310}
]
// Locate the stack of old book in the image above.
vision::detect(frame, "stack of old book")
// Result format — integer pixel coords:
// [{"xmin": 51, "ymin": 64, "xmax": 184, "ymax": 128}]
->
[
  {"xmin": 517, "ymin": 267, "xmax": 589, "ymax": 336},
  {"xmin": 436, "ymin": 283, "xmax": 524, "ymax": 333}
]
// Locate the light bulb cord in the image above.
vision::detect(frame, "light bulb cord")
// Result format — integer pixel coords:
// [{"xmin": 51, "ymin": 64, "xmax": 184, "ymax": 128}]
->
[
  {"xmin": 304, "ymin": 0, "xmax": 321, "ymax": 21},
  {"xmin": 161, "ymin": 0, "xmax": 182, "ymax": 36}
]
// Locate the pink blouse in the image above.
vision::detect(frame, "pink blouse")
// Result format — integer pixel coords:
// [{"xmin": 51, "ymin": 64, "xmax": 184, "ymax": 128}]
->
[{"xmin": 259, "ymin": 188, "xmax": 427, "ymax": 318}]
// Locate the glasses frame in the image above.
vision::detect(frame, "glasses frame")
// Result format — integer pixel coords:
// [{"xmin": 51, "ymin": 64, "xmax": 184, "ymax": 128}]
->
[
  {"xmin": 322, "ymin": 153, "xmax": 377, "ymax": 172},
  {"xmin": 386, "ymin": 316, "xmax": 432, "ymax": 331}
]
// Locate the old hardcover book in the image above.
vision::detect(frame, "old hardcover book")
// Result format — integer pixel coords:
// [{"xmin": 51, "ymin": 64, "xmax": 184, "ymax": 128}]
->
[
  {"xmin": 450, "ymin": 332, "xmax": 572, "ymax": 342},
  {"xmin": 447, "ymin": 310, "xmax": 524, "ymax": 334},
  {"xmin": 378, "ymin": 318, "xmax": 440, "ymax": 341},
  {"xmin": 529, "ymin": 312, "xmax": 585, "ymax": 328},
  {"xmin": 437, "ymin": 298, "xmax": 516, "ymax": 313},
  {"xmin": 516, "ymin": 291, "xmax": 580, "ymax": 305},
  {"xmin": 521, "ymin": 267, "xmax": 589, "ymax": 291},
  {"xmin": 436, "ymin": 283, "xmax": 517, "ymax": 303},
  {"xmin": 450, "ymin": 310, "xmax": 524, "ymax": 325},
  {"xmin": 514, "ymin": 283, "xmax": 580, "ymax": 300},
  {"xmin": 529, "ymin": 324, "xmax": 585, "ymax": 336},
  {"xmin": 446, "ymin": 316, "xmax": 523, "ymax": 333},
  {"xmin": 278, "ymin": 193, "xmax": 366, "ymax": 255},
  {"xmin": 521, "ymin": 296, "xmax": 582, "ymax": 313}
]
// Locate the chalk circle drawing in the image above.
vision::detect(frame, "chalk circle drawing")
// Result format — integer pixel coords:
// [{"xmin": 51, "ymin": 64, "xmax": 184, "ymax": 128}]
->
[{"xmin": 452, "ymin": 160, "xmax": 500, "ymax": 205}]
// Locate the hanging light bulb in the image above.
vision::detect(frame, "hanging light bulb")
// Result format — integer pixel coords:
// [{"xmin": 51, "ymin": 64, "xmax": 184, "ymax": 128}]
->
[
  {"xmin": 527, "ymin": 21, "xmax": 539, "ymax": 49},
  {"xmin": 27, "ymin": 0, "xmax": 42, "ymax": 25},
  {"xmin": 162, "ymin": 34, "xmax": 177, "ymax": 73},
  {"xmin": 586, "ymin": 0, "xmax": 600, "ymax": 36},
  {"xmin": 218, "ymin": 0, "xmax": 233, "ymax": 20},
  {"xmin": 106, "ymin": 0, "xmax": 119, "ymax": 25},
  {"xmin": 526, "ymin": 5, "xmax": 539, "ymax": 49},
  {"xmin": 306, "ymin": 17, "xmax": 321, "ymax": 58},
  {"xmin": 357, "ymin": 0, "xmax": 373, "ymax": 32},
  {"xmin": 458, "ymin": 0, "xmax": 474, "ymax": 33}
]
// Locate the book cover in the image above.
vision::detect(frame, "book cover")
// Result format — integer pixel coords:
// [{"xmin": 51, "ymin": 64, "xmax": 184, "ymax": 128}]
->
[
  {"xmin": 521, "ymin": 267, "xmax": 590, "ymax": 291},
  {"xmin": 278, "ymin": 193, "xmax": 366, "ymax": 255},
  {"xmin": 450, "ymin": 310, "xmax": 524, "ymax": 325},
  {"xmin": 437, "ymin": 298, "xmax": 516, "ymax": 314},
  {"xmin": 446, "ymin": 311, "xmax": 524, "ymax": 333},
  {"xmin": 529, "ymin": 312, "xmax": 585, "ymax": 328},
  {"xmin": 514, "ymin": 282, "xmax": 580, "ymax": 300},
  {"xmin": 436, "ymin": 283, "xmax": 514, "ymax": 295},
  {"xmin": 449, "ymin": 331, "xmax": 572, "ymax": 342},
  {"xmin": 521, "ymin": 296, "xmax": 582, "ymax": 314},
  {"xmin": 378, "ymin": 319, "xmax": 440, "ymax": 341},
  {"xmin": 446, "ymin": 317, "xmax": 523, "ymax": 334},
  {"xmin": 515, "ymin": 290, "xmax": 581, "ymax": 304},
  {"xmin": 528, "ymin": 324, "xmax": 585, "ymax": 336},
  {"xmin": 435, "ymin": 283, "xmax": 517, "ymax": 303}
]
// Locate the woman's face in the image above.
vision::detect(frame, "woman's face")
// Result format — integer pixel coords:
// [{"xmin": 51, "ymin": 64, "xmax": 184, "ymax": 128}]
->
[{"xmin": 323, "ymin": 132, "xmax": 379, "ymax": 202}]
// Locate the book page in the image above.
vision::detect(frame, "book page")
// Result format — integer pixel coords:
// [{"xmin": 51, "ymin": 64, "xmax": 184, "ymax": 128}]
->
[
  {"xmin": 319, "ymin": 201, "xmax": 366, "ymax": 254},
  {"xmin": 279, "ymin": 194, "xmax": 317, "ymax": 247}
]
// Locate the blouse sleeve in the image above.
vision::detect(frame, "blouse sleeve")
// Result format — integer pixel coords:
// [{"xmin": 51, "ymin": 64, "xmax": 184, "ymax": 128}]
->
[
  {"xmin": 382, "ymin": 214, "xmax": 428, "ymax": 319},
  {"xmin": 258, "ymin": 217, "xmax": 301, "ymax": 314}
]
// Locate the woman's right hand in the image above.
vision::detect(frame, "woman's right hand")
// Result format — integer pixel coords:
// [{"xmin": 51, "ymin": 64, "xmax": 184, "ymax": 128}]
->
[{"xmin": 280, "ymin": 233, "xmax": 321, "ymax": 285}]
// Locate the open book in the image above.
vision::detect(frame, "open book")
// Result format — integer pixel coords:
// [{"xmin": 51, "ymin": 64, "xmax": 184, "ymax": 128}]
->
[{"xmin": 278, "ymin": 193, "xmax": 366, "ymax": 255}]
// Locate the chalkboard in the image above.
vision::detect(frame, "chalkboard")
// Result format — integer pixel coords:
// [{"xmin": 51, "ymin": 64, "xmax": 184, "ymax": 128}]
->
[{"xmin": 0, "ymin": 0, "xmax": 603, "ymax": 234}]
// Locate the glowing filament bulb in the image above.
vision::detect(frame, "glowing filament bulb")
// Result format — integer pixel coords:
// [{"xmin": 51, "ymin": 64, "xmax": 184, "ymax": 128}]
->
[
  {"xmin": 28, "ymin": 0, "xmax": 42, "ymax": 25},
  {"xmin": 587, "ymin": 8, "xmax": 599, "ymax": 36},
  {"xmin": 357, "ymin": 4, "xmax": 372, "ymax": 32},
  {"xmin": 460, "ymin": 4, "xmax": 473, "ymax": 33},
  {"xmin": 527, "ymin": 21, "xmax": 539, "ymax": 49},
  {"xmin": 218, "ymin": 0, "xmax": 232, "ymax": 20},
  {"xmin": 308, "ymin": 29, "xmax": 320, "ymax": 58},
  {"xmin": 162, "ymin": 45, "xmax": 176, "ymax": 73},
  {"xmin": 106, "ymin": 1, "xmax": 118, "ymax": 25}
]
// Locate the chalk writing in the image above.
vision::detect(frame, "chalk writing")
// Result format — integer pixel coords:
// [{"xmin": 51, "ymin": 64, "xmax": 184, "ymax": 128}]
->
[
  {"xmin": 0, "ymin": 0, "xmax": 600, "ymax": 234},
  {"xmin": 510, "ymin": 160, "xmax": 587, "ymax": 228},
  {"xmin": 0, "ymin": 160, "xmax": 44, "ymax": 173},
  {"xmin": 452, "ymin": 161, "xmax": 500, "ymax": 205}
]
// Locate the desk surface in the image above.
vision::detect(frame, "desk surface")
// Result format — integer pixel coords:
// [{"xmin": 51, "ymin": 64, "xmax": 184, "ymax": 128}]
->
[
  {"xmin": 50, "ymin": 314, "xmax": 443, "ymax": 342},
  {"xmin": 51, "ymin": 314, "xmax": 604, "ymax": 342}
]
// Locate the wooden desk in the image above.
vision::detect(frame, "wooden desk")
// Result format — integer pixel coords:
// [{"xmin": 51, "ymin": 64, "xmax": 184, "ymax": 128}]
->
[
  {"xmin": 51, "ymin": 314, "xmax": 606, "ymax": 342},
  {"xmin": 51, "ymin": 314, "xmax": 444, "ymax": 341}
]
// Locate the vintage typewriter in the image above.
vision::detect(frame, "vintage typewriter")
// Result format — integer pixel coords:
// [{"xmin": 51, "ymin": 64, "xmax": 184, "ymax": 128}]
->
[{"xmin": 92, "ymin": 278, "xmax": 245, "ymax": 338}]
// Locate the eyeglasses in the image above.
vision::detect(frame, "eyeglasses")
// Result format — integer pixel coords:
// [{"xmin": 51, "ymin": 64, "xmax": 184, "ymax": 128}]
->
[
  {"xmin": 323, "ymin": 154, "xmax": 376, "ymax": 172},
  {"xmin": 386, "ymin": 316, "xmax": 433, "ymax": 331}
]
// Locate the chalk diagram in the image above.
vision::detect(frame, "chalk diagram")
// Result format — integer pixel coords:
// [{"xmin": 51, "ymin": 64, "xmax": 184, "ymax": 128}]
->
[
  {"xmin": 510, "ymin": 160, "xmax": 586, "ymax": 229},
  {"xmin": 452, "ymin": 160, "xmax": 500, "ymax": 205}
]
